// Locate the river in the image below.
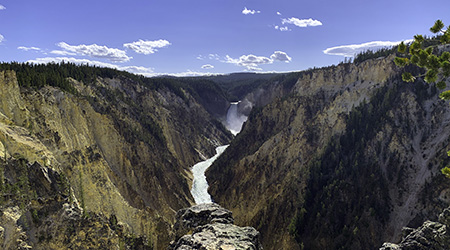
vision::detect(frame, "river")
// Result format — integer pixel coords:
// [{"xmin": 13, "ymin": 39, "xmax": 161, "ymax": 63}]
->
[{"xmin": 190, "ymin": 145, "xmax": 229, "ymax": 204}]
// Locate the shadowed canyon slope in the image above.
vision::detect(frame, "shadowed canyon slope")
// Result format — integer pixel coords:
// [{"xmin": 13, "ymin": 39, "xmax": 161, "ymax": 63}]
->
[{"xmin": 207, "ymin": 56, "xmax": 450, "ymax": 249}]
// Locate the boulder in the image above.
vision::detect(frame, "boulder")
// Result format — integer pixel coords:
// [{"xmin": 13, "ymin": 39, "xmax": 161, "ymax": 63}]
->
[
  {"xmin": 169, "ymin": 203, "xmax": 262, "ymax": 250},
  {"xmin": 380, "ymin": 206, "xmax": 450, "ymax": 250}
]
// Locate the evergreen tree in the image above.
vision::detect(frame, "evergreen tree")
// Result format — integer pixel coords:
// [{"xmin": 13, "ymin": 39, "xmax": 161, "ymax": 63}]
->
[{"xmin": 395, "ymin": 20, "xmax": 450, "ymax": 100}]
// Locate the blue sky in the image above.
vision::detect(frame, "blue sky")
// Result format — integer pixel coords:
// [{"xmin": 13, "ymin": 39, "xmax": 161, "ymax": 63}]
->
[{"xmin": 0, "ymin": 0, "xmax": 449, "ymax": 76}]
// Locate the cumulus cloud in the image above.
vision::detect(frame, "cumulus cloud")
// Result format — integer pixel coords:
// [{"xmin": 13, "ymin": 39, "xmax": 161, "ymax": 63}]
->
[
  {"xmin": 225, "ymin": 51, "xmax": 292, "ymax": 71},
  {"xmin": 123, "ymin": 39, "xmax": 171, "ymax": 55},
  {"xmin": 282, "ymin": 17, "xmax": 322, "ymax": 28},
  {"xmin": 0, "ymin": 5, "xmax": 5, "ymax": 10},
  {"xmin": 18, "ymin": 46, "xmax": 42, "ymax": 52},
  {"xmin": 275, "ymin": 26, "xmax": 290, "ymax": 32},
  {"xmin": 201, "ymin": 64, "xmax": 214, "ymax": 69},
  {"xmin": 242, "ymin": 7, "xmax": 260, "ymax": 15},
  {"xmin": 56, "ymin": 42, "xmax": 131, "ymax": 62},
  {"xmin": 270, "ymin": 51, "xmax": 292, "ymax": 62},
  {"xmin": 225, "ymin": 54, "xmax": 272, "ymax": 71},
  {"xmin": 277, "ymin": 11, "xmax": 282, "ymax": 16},
  {"xmin": 27, "ymin": 57, "xmax": 154, "ymax": 76},
  {"xmin": 0, "ymin": 34, "xmax": 4, "ymax": 43},
  {"xmin": 323, "ymin": 40, "xmax": 413, "ymax": 57},
  {"xmin": 50, "ymin": 50, "xmax": 77, "ymax": 56},
  {"xmin": 120, "ymin": 65, "xmax": 155, "ymax": 75}
]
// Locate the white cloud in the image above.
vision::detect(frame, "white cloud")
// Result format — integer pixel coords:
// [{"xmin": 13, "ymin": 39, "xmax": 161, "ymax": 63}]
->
[
  {"xmin": 323, "ymin": 40, "xmax": 413, "ymax": 57},
  {"xmin": 120, "ymin": 65, "xmax": 155, "ymax": 75},
  {"xmin": 56, "ymin": 42, "xmax": 131, "ymax": 62},
  {"xmin": 225, "ymin": 54, "xmax": 272, "ymax": 71},
  {"xmin": 0, "ymin": 5, "xmax": 5, "ymax": 10},
  {"xmin": 123, "ymin": 39, "xmax": 171, "ymax": 55},
  {"xmin": 27, "ymin": 57, "xmax": 154, "ymax": 76},
  {"xmin": 282, "ymin": 17, "xmax": 322, "ymax": 28},
  {"xmin": 225, "ymin": 51, "xmax": 293, "ymax": 70},
  {"xmin": 50, "ymin": 50, "xmax": 77, "ymax": 56},
  {"xmin": 242, "ymin": 7, "xmax": 260, "ymax": 15},
  {"xmin": 277, "ymin": 12, "xmax": 282, "ymax": 16},
  {"xmin": 271, "ymin": 51, "xmax": 292, "ymax": 62},
  {"xmin": 275, "ymin": 26, "xmax": 290, "ymax": 32},
  {"xmin": 18, "ymin": 46, "xmax": 42, "ymax": 52},
  {"xmin": 0, "ymin": 34, "xmax": 4, "ymax": 43},
  {"xmin": 201, "ymin": 64, "xmax": 214, "ymax": 69}
]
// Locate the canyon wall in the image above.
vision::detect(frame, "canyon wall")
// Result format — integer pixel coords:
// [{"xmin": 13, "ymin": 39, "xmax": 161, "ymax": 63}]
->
[
  {"xmin": 207, "ymin": 56, "xmax": 450, "ymax": 249},
  {"xmin": 0, "ymin": 70, "xmax": 232, "ymax": 249}
]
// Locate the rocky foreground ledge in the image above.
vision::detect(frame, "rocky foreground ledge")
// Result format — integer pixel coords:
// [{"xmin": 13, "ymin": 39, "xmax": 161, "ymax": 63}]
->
[
  {"xmin": 380, "ymin": 206, "xmax": 450, "ymax": 249},
  {"xmin": 168, "ymin": 203, "xmax": 262, "ymax": 250}
]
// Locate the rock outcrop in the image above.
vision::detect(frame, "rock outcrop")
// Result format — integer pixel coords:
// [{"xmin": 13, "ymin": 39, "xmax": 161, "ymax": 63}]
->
[
  {"xmin": 380, "ymin": 206, "xmax": 450, "ymax": 249},
  {"xmin": 169, "ymin": 203, "xmax": 262, "ymax": 250}
]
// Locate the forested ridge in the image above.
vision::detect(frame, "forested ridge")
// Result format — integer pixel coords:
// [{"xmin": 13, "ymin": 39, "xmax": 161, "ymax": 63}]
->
[{"xmin": 0, "ymin": 62, "xmax": 229, "ymax": 105}]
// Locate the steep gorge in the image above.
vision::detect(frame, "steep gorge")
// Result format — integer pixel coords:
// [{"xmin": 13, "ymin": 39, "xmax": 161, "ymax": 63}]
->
[
  {"xmin": 2, "ymin": 54, "xmax": 450, "ymax": 249},
  {"xmin": 0, "ymin": 69, "xmax": 232, "ymax": 249},
  {"xmin": 207, "ymin": 56, "xmax": 450, "ymax": 249}
]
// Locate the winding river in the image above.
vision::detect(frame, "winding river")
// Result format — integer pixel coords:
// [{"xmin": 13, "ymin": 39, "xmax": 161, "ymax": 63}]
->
[{"xmin": 190, "ymin": 145, "xmax": 229, "ymax": 204}]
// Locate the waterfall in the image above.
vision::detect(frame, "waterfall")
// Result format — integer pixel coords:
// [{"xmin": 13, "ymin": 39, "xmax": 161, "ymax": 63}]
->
[
  {"xmin": 189, "ymin": 102, "xmax": 249, "ymax": 204},
  {"xmin": 191, "ymin": 145, "xmax": 229, "ymax": 204},
  {"xmin": 226, "ymin": 102, "xmax": 248, "ymax": 135}
]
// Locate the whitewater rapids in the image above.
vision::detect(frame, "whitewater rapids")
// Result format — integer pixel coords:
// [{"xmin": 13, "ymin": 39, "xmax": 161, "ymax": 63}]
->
[{"xmin": 190, "ymin": 145, "xmax": 229, "ymax": 204}]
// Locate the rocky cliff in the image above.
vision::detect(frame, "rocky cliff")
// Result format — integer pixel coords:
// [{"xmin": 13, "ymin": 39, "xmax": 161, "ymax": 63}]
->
[
  {"xmin": 207, "ymin": 56, "xmax": 450, "ymax": 249},
  {"xmin": 168, "ymin": 203, "xmax": 262, "ymax": 250},
  {"xmin": 0, "ymin": 159, "xmax": 151, "ymax": 249},
  {"xmin": 0, "ymin": 69, "xmax": 232, "ymax": 249},
  {"xmin": 380, "ymin": 206, "xmax": 450, "ymax": 249}
]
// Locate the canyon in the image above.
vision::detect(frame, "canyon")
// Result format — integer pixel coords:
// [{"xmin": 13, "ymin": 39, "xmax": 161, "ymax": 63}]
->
[
  {"xmin": 1, "ymin": 52, "xmax": 450, "ymax": 249},
  {"xmin": 207, "ymin": 55, "xmax": 450, "ymax": 249},
  {"xmin": 0, "ymin": 68, "xmax": 232, "ymax": 249}
]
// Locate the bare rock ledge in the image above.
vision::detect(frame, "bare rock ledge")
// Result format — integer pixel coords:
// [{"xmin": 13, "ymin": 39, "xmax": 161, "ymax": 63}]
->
[
  {"xmin": 169, "ymin": 203, "xmax": 262, "ymax": 250},
  {"xmin": 380, "ymin": 206, "xmax": 450, "ymax": 250}
]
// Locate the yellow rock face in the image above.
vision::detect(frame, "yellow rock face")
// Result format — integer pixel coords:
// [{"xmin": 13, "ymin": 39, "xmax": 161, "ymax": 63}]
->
[{"xmin": 0, "ymin": 71, "xmax": 29, "ymax": 126}]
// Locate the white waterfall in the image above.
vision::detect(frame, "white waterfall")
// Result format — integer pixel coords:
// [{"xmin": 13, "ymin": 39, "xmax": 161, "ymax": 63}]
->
[
  {"xmin": 226, "ymin": 102, "xmax": 248, "ymax": 135},
  {"xmin": 191, "ymin": 145, "xmax": 229, "ymax": 204}
]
